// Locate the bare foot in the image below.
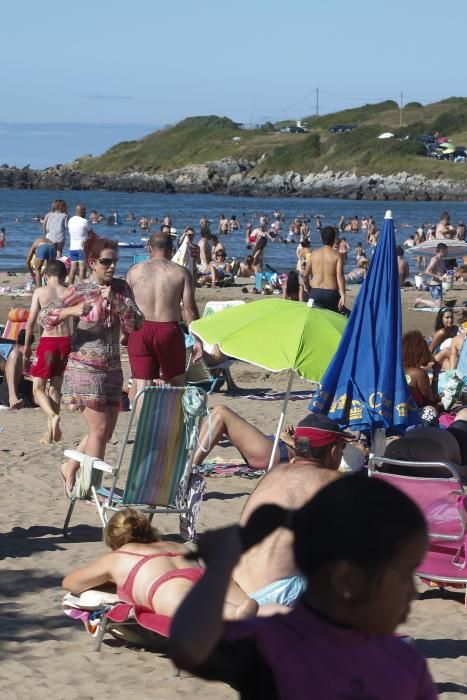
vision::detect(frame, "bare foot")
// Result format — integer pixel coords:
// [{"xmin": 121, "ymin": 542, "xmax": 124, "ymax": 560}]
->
[
  {"xmin": 51, "ymin": 414, "xmax": 62, "ymax": 442},
  {"xmin": 39, "ymin": 425, "xmax": 52, "ymax": 445},
  {"xmin": 235, "ymin": 598, "xmax": 258, "ymax": 620},
  {"xmin": 60, "ymin": 461, "xmax": 78, "ymax": 497}
]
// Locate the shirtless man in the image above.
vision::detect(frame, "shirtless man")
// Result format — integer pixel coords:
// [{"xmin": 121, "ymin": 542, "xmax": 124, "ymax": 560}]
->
[
  {"xmin": 456, "ymin": 220, "xmax": 466, "ymax": 241},
  {"xmin": 397, "ymin": 246, "xmax": 410, "ymax": 286},
  {"xmin": 23, "ymin": 260, "xmax": 72, "ymax": 443},
  {"xmin": 350, "ymin": 215, "xmax": 360, "ymax": 233},
  {"xmin": 233, "ymin": 413, "xmax": 352, "ymax": 610},
  {"xmin": 126, "ymin": 232, "xmax": 202, "ymax": 391},
  {"xmin": 218, "ymin": 214, "xmax": 229, "ymax": 236},
  {"xmin": 303, "ymin": 226, "xmax": 346, "ymax": 312},
  {"xmin": 198, "ymin": 228, "xmax": 212, "ymax": 271},
  {"xmin": 415, "ymin": 243, "xmax": 448, "ymax": 308},
  {"xmin": 425, "ymin": 242, "xmax": 448, "ymax": 282},
  {"xmin": 435, "ymin": 212, "xmax": 455, "ymax": 240}
]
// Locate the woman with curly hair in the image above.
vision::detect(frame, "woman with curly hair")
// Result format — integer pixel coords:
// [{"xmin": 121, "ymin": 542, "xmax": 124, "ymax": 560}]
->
[
  {"xmin": 63, "ymin": 508, "xmax": 256, "ymax": 631},
  {"xmin": 40, "ymin": 232, "xmax": 144, "ymax": 495},
  {"xmin": 402, "ymin": 330, "xmax": 440, "ymax": 409}
]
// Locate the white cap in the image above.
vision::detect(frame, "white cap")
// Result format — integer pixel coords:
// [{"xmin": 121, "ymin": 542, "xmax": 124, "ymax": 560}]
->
[{"xmin": 384, "ymin": 210, "xmax": 393, "ymax": 219}]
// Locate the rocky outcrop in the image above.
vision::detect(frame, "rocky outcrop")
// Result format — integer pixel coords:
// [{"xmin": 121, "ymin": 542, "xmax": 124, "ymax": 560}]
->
[{"xmin": 0, "ymin": 159, "xmax": 466, "ymax": 200}]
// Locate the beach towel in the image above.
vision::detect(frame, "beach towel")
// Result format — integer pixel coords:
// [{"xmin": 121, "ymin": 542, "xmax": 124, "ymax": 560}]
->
[
  {"xmin": 244, "ymin": 391, "xmax": 312, "ymax": 401},
  {"xmin": 63, "ymin": 590, "xmax": 123, "ymax": 636},
  {"xmin": 197, "ymin": 461, "xmax": 264, "ymax": 479}
]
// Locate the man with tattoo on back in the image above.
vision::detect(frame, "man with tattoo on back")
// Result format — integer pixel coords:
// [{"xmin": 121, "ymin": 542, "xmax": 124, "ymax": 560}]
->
[{"xmin": 126, "ymin": 232, "xmax": 202, "ymax": 392}]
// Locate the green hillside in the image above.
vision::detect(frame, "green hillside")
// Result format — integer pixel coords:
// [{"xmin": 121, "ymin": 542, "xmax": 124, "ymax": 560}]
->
[{"xmin": 74, "ymin": 100, "xmax": 467, "ymax": 181}]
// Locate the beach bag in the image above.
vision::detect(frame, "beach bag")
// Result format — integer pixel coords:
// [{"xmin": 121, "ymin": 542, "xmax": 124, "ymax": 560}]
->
[{"xmin": 441, "ymin": 371, "xmax": 464, "ymax": 412}]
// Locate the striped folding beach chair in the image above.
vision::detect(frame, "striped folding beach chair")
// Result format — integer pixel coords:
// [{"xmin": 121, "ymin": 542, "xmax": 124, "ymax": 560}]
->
[{"xmin": 63, "ymin": 385, "xmax": 208, "ymax": 540}]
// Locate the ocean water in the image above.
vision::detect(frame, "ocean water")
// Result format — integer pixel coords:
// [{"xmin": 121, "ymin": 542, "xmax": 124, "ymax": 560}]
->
[{"xmin": 0, "ymin": 189, "xmax": 465, "ymax": 275}]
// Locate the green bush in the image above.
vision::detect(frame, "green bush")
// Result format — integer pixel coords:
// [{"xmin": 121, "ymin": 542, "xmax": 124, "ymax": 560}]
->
[
  {"xmin": 174, "ymin": 115, "xmax": 240, "ymax": 130},
  {"xmin": 257, "ymin": 132, "xmax": 321, "ymax": 173},
  {"xmin": 309, "ymin": 100, "xmax": 399, "ymax": 129},
  {"xmin": 404, "ymin": 101, "xmax": 423, "ymax": 109},
  {"xmin": 431, "ymin": 107, "xmax": 467, "ymax": 135}
]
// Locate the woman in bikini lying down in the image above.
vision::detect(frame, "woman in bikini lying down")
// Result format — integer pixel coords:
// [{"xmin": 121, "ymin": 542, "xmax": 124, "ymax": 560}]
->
[{"xmin": 63, "ymin": 509, "xmax": 257, "ymax": 634}]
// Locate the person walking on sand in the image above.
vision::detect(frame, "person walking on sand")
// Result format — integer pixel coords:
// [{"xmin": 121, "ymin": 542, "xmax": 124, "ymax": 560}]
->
[
  {"xmin": 40, "ymin": 233, "xmax": 144, "ymax": 496},
  {"xmin": 23, "ymin": 260, "xmax": 73, "ymax": 443},
  {"xmin": 126, "ymin": 232, "xmax": 202, "ymax": 393},
  {"xmin": 68, "ymin": 204, "xmax": 92, "ymax": 284},
  {"xmin": 303, "ymin": 226, "xmax": 346, "ymax": 313},
  {"xmin": 43, "ymin": 199, "xmax": 68, "ymax": 256}
]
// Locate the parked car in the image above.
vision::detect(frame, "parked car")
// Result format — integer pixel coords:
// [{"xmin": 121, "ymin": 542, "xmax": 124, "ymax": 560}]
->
[
  {"xmin": 279, "ymin": 126, "xmax": 308, "ymax": 134},
  {"xmin": 328, "ymin": 124, "xmax": 358, "ymax": 133}
]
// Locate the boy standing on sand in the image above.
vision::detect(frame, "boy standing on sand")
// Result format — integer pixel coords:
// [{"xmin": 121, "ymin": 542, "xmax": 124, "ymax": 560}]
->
[{"xmin": 23, "ymin": 260, "xmax": 73, "ymax": 443}]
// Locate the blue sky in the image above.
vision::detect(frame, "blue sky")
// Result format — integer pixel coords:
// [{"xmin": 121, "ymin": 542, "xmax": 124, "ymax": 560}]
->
[{"xmin": 3, "ymin": 0, "xmax": 466, "ymax": 165}]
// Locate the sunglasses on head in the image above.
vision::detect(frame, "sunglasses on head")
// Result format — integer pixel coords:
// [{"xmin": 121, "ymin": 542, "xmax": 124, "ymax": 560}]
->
[{"xmin": 98, "ymin": 257, "xmax": 118, "ymax": 267}]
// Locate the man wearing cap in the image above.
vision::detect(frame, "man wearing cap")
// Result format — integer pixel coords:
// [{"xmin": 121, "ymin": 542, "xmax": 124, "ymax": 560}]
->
[{"xmin": 232, "ymin": 413, "xmax": 353, "ymax": 611}]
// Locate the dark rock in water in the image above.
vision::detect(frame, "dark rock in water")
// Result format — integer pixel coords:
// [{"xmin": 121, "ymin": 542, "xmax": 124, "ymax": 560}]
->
[{"xmin": 0, "ymin": 161, "xmax": 466, "ymax": 200}]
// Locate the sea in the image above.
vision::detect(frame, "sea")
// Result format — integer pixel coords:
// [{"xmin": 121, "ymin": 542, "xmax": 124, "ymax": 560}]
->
[{"xmin": 0, "ymin": 189, "xmax": 466, "ymax": 276}]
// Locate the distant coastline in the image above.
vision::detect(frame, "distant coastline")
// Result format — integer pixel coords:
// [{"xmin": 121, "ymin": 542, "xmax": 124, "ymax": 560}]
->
[{"xmin": 0, "ymin": 161, "xmax": 466, "ymax": 201}]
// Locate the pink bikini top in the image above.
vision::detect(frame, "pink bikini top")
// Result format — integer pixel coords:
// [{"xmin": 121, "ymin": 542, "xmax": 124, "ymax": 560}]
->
[{"xmin": 115, "ymin": 551, "xmax": 203, "ymax": 609}]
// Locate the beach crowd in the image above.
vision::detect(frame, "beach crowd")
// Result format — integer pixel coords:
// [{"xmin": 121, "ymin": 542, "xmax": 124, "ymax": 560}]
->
[{"xmin": 2, "ymin": 197, "xmax": 467, "ymax": 698}]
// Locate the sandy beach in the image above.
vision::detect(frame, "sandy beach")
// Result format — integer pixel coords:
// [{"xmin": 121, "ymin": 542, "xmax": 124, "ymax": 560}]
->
[{"xmin": 1, "ymin": 273, "xmax": 467, "ymax": 699}]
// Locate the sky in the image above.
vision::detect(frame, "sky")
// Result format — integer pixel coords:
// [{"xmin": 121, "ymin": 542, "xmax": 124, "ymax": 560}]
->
[{"xmin": 3, "ymin": 0, "xmax": 466, "ymax": 166}]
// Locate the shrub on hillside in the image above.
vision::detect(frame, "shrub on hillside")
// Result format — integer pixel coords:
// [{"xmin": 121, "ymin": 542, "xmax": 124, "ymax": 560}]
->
[
  {"xmin": 431, "ymin": 107, "xmax": 467, "ymax": 135},
  {"xmin": 175, "ymin": 116, "xmax": 239, "ymax": 130}
]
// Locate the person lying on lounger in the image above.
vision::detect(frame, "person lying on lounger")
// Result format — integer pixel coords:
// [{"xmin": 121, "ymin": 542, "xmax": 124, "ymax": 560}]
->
[
  {"xmin": 63, "ymin": 508, "xmax": 257, "ymax": 629},
  {"xmin": 192, "ymin": 405, "xmax": 297, "ymax": 469}
]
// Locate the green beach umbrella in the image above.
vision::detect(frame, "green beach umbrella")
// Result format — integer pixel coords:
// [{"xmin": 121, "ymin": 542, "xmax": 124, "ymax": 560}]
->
[{"xmin": 190, "ymin": 298, "xmax": 347, "ymax": 468}]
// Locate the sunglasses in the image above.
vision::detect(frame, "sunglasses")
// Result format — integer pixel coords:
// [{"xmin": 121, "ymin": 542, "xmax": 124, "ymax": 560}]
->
[
  {"xmin": 98, "ymin": 257, "xmax": 118, "ymax": 267},
  {"xmin": 215, "ymin": 252, "xmax": 225, "ymax": 257}
]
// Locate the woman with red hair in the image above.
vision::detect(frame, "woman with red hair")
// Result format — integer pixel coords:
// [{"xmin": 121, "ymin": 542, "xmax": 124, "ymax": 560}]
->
[
  {"xmin": 402, "ymin": 330, "xmax": 440, "ymax": 411},
  {"xmin": 40, "ymin": 233, "xmax": 144, "ymax": 495}
]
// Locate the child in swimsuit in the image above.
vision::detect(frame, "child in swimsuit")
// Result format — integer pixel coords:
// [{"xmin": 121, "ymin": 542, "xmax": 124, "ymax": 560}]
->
[
  {"xmin": 169, "ymin": 476, "xmax": 436, "ymax": 700},
  {"xmin": 63, "ymin": 509, "xmax": 257, "ymax": 635}
]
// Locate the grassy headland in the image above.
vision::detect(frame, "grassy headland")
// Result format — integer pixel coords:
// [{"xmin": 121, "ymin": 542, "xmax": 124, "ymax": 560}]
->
[{"xmin": 74, "ymin": 100, "xmax": 467, "ymax": 181}]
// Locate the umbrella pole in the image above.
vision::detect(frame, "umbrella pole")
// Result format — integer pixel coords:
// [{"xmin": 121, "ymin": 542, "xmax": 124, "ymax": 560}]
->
[{"xmin": 267, "ymin": 370, "xmax": 294, "ymax": 471}]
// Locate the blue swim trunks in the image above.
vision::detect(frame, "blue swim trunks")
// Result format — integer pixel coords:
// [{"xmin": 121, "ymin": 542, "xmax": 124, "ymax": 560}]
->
[
  {"xmin": 36, "ymin": 243, "xmax": 56, "ymax": 261},
  {"xmin": 266, "ymin": 436, "xmax": 289, "ymax": 463},
  {"xmin": 250, "ymin": 574, "xmax": 307, "ymax": 607},
  {"xmin": 69, "ymin": 249, "xmax": 85, "ymax": 262}
]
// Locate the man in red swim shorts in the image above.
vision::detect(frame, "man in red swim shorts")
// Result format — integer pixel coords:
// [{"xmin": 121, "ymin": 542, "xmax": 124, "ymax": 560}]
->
[
  {"xmin": 126, "ymin": 232, "xmax": 202, "ymax": 392},
  {"xmin": 24, "ymin": 260, "xmax": 73, "ymax": 443}
]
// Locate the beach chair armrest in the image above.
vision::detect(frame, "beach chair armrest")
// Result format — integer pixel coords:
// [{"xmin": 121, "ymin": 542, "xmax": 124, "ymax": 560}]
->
[{"xmin": 63, "ymin": 450, "xmax": 115, "ymax": 474}]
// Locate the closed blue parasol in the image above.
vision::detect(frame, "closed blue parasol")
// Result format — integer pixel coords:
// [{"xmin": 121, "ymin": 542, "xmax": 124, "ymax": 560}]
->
[{"xmin": 310, "ymin": 210, "xmax": 419, "ymax": 434}]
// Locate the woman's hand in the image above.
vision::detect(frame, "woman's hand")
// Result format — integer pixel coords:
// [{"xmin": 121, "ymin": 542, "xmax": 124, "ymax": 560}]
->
[
  {"xmin": 70, "ymin": 301, "xmax": 92, "ymax": 317},
  {"xmin": 99, "ymin": 285, "xmax": 115, "ymax": 304}
]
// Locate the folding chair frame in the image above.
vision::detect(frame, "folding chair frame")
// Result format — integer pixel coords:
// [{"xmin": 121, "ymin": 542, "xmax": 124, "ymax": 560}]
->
[{"xmin": 63, "ymin": 385, "xmax": 206, "ymax": 537}]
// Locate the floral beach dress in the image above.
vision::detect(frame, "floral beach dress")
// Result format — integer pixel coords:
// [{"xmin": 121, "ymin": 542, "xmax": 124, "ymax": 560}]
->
[{"xmin": 40, "ymin": 278, "xmax": 144, "ymax": 410}]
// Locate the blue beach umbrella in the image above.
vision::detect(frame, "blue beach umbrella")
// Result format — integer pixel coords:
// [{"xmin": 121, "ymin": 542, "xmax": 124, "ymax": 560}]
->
[{"xmin": 310, "ymin": 210, "xmax": 419, "ymax": 434}]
